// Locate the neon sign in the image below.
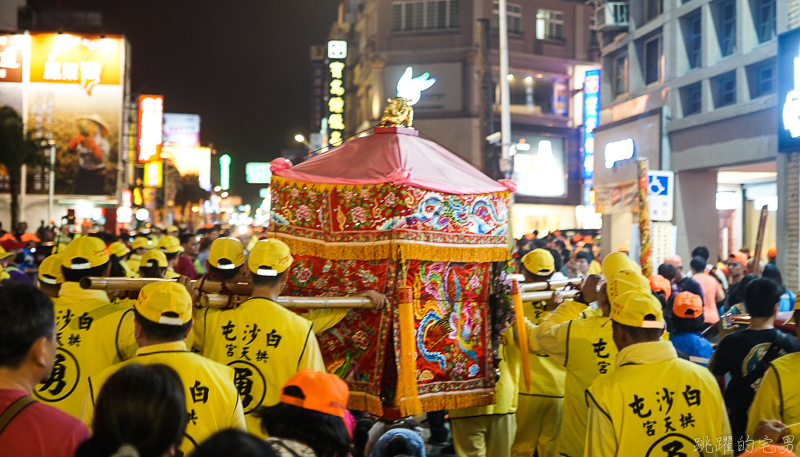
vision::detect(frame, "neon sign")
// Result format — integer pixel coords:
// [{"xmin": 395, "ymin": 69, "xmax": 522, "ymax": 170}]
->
[
  {"xmin": 396, "ymin": 67, "xmax": 436, "ymax": 105},
  {"xmin": 583, "ymin": 70, "xmax": 600, "ymax": 206},
  {"xmin": 604, "ymin": 138, "xmax": 635, "ymax": 168},
  {"xmin": 220, "ymin": 154, "xmax": 231, "ymax": 191},
  {"xmin": 138, "ymin": 95, "xmax": 163, "ymax": 163},
  {"xmin": 327, "ymin": 40, "xmax": 346, "ymax": 147}
]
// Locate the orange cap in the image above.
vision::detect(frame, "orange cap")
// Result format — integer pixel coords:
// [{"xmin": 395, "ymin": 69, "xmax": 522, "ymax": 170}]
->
[
  {"xmin": 649, "ymin": 275, "xmax": 671, "ymax": 299},
  {"xmin": 728, "ymin": 251, "xmax": 748, "ymax": 267},
  {"xmin": 280, "ymin": 369, "xmax": 349, "ymax": 418},
  {"xmin": 664, "ymin": 255, "xmax": 683, "ymax": 268},
  {"xmin": 745, "ymin": 445, "xmax": 797, "ymax": 456},
  {"xmin": 767, "ymin": 247, "xmax": 777, "ymax": 258},
  {"xmin": 673, "ymin": 291, "xmax": 703, "ymax": 319}
]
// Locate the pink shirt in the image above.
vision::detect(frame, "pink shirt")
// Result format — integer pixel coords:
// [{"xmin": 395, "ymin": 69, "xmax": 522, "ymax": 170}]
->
[
  {"xmin": 693, "ymin": 273, "xmax": 723, "ymax": 324},
  {"xmin": 0, "ymin": 389, "xmax": 90, "ymax": 457}
]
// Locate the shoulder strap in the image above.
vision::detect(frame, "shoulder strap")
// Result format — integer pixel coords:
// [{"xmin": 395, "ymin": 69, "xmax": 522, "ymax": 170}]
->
[
  {"xmin": 741, "ymin": 332, "xmax": 787, "ymax": 389},
  {"xmin": 0, "ymin": 396, "xmax": 37, "ymax": 436}
]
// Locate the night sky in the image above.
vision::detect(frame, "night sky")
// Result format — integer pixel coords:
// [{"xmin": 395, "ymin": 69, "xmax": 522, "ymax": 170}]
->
[{"xmin": 33, "ymin": 0, "xmax": 342, "ymax": 200}]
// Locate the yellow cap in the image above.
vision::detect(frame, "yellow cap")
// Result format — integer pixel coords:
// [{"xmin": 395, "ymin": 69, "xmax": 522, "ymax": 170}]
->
[
  {"xmin": 521, "ymin": 249, "xmax": 555, "ymax": 276},
  {"xmin": 157, "ymin": 236, "xmax": 183, "ymax": 254},
  {"xmin": 61, "ymin": 237, "xmax": 109, "ymax": 270},
  {"xmin": 38, "ymin": 254, "xmax": 65, "ymax": 285},
  {"xmin": 608, "ymin": 289, "xmax": 665, "ymax": 329},
  {"xmin": 0, "ymin": 246, "xmax": 14, "ymax": 260},
  {"xmin": 135, "ymin": 282, "xmax": 193, "ymax": 326},
  {"xmin": 209, "ymin": 237, "xmax": 245, "ymax": 269},
  {"xmin": 132, "ymin": 237, "xmax": 153, "ymax": 250},
  {"xmin": 140, "ymin": 249, "xmax": 168, "ymax": 268},
  {"xmin": 168, "ymin": 225, "xmax": 179, "ymax": 233},
  {"xmin": 248, "ymin": 239, "xmax": 294, "ymax": 276},
  {"xmin": 606, "ymin": 268, "xmax": 652, "ymax": 304},
  {"xmin": 109, "ymin": 241, "xmax": 130, "ymax": 258},
  {"xmin": 603, "ymin": 252, "xmax": 641, "ymax": 277}
]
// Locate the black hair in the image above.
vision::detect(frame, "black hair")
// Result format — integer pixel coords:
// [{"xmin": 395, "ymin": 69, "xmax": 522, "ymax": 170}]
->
[
  {"xmin": 745, "ymin": 277, "xmax": 783, "ymax": 318},
  {"xmin": 762, "ymin": 265, "xmax": 786, "ymax": 290},
  {"xmin": 689, "ymin": 256, "xmax": 706, "ymax": 274},
  {"xmin": 579, "ymin": 246, "xmax": 595, "ymax": 260},
  {"xmin": 554, "ymin": 240, "xmax": 567, "ymax": 250},
  {"xmin": 353, "ymin": 418, "xmax": 374, "ymax": 455},
  {"xmin": 251, "ymin": 270, "xmax": 288, "ymax": 288},
  {"xmin": 62, "ymin": 261, "xmax": 109, "ymax": 282},
  {"xmin": 133, "ymin": 309, "xmax": 191, "ymax": 343},
  {"xmin": 192, "ymin": 430, "xmax": 278, "ymax": 457},
  {"xmin": 108, "ymin": 256, "xmax": 126, "ymax": 278},
  {"xmin": 547, "ymin": 248, "xmax": 563, "ymax": 272},
  {"xmin": 254, "ymin": 385, "xmax": 350, "ymax": 457},
  {"xmin": 612, "ymin": 321, "xmax": 663, "ymax": 343},
  {"xmin": 575, "ymin": 251, "xmax": 593, "ymax": 263},
  {"xmin": 385, "ymin": 435, "xmax": 414, "ymax": 457},
  {"xmin": 653, "ymin": 290, "xmax": 668, "ymax": 311},
  {"xmin": 207, "ymin": 261, "xmax": 241, "ymax": 280},
  {"xmin": 657, "ymin": 263, "xmax": 677, "ymax": 282},
  {"xmin": 0, "ymin": 284, "xmax": 54, "ymax": 368},
  {"xmin": 691, "ymin": 246, "xmax": 710, "ymax": 262},
  {"xmin": 671, "ymin": 313, "xmax": 705, "ymax": 334},
  {"xmin": 75, "ymin": 364, "xmax": 186, "ymax": 457},
  {"xmin": 179, "ymin": 233, "xmax": 196, "ymax": 246},
  {"xmin": 732, "ymin": 274, "xmax": 760, "ymax": 306},
  {"xmin": 138, "ymin": 265, "xmax": 166, "ymax": 279},
  {"xmin": 164, "ymin": 251, "xmax": 179, "ymax": 262}
]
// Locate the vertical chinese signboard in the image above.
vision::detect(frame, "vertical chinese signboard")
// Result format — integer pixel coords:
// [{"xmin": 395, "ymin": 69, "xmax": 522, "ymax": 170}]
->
[
  {"xmin": 582, "ymin": 69, "xmax": 600, "ymax": 207},
  {"xmin": 327, "ymin": 40, "xmax": 347, "ymax": 147},
  {"xmin": 25, "ymin": 33, "xmax": 126, "ymax": 196},
  {"xmin": 138, "ymin": 94, "xmax": 163, "ymax": 163}
]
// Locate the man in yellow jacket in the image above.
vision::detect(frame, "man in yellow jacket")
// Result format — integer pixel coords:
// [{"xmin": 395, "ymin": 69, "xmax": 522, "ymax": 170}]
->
[
  {"xmin": 82, "ymin": 281, "xmax": 246, "ymax": 454},
  {"xmin": 534, "ymin": 252, "xmax": 648, "ymax": 457},
  {"xmin": 746, "ymin": 296, "xmax": 800, "ymax": 449},
  {"xmin": 157, "ymin": 235, "xmax": 183, "ymax": 279},
  {"xmin": 35, "ymin": 237, "xmax": 137, "ymax": 418},
  {"xmin": 125, "ymin": 236, "xmax": 152, "ymax": 273},
  {"xmin": 585, "ymin": 286, "xmax": 732, "ymax": 456},
  {"xmin": 512, "ymin": 249, "xmax": 566, "ymax": 457}
]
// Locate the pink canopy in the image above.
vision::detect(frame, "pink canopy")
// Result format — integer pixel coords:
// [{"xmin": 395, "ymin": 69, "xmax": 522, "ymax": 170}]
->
[{"xmin": 273, "ymin": 128, "xmax": 512, "ymax": 195}]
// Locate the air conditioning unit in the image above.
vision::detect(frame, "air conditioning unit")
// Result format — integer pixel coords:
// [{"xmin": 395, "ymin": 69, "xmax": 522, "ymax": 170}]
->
[{"xmin": 596, "ymin": 2, "xmax": 629, "ymax": 30}]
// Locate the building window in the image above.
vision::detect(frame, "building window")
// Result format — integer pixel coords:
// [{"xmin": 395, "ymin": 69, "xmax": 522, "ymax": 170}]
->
[
  {"xmin": 717, "ymin": 0, "xmax": 736, "ymax": 57},
  {"xmin": 502, "ymin": 76, "xmax": 567, "ymax": 116},
  {"xmin": 613, "ymin": 53, "xmax": 628, "ymax": 97},
  {"xmin": 755, "ymin": 0, "xmax": 776, "ymax": 43},
  {"xmin": 644, "ymin": 37, "xmax": 661, "ymax": 85},
  {"xmin": 536, "ymin": 9, "xmax": 564, "ymax": 40},
  {"xmin": 492, "ymin": 2, "xmax": 522, "ymax": 34},
  {"xmin": 681, "ymin": 82, "xmax": 703, "ymax": 116},
  {"xmin": 747, "ymin": 59, "xmax": 776, "ymax": 98},
  {"xmin": 713, "ymin": 71, "xmax": 737, "ymax": 107},
  {"xmin": 391, "ymin": 0, "xmax": 460, "ymax": 32},
  {"xmin": 682, "ymin": 10, "xmax": 702, "ymax": 70},
  {"xmin": 645, "ymin": 0, "xmax": 663, "ymax": 21}
]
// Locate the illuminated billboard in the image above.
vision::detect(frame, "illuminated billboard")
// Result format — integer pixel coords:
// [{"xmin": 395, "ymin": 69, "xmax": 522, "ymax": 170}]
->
[
  {"xmin": 779, "ymin": 28, "xmax": 800, "ymax": 152},
  {"xmin": 163, "ymin": 113, "xmax": 200, "ymax": 148},
  {"xmin": 327, "ymin": 40, "xmax": 346, "ymax": 147},
  {"xmin": 138, "ymin": 94, "xmax": 164, "ymax": 163},
  {"xmin": 583, "ymin": 69, "xmax": 600, "ymax": 206}
]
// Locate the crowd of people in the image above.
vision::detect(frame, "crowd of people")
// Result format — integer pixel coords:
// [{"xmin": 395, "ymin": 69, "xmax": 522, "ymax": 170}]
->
[{"xmin": 0, "ymin": 221, "xmax": 798, "ymax": 457}]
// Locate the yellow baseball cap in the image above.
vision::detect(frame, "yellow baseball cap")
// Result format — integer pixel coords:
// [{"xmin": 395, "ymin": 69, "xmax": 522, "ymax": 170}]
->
[
  {"xmin": 135, "ymin": 282, "xmax": 193, "ymax": 326},
  {"xmin": 608, "ymin": 289, "xmax": 665, "ymax": 329},
  {"xmin": 39, "ymin": 254, "xmax": 64, "ymax": 285},
  {"xmin": 603, "ymin": 252, "xmax": 641, "ymax": 277},
  {"xmin": 157, "ymin": 236, "xmax": 183, "ymax": 254},
  {"xmin": 140, "ymin": 249, "xmax": 168, "ymax": 268},
  {"xmin": 0, "ymin": 246, "xmax": 14, "ymax": 260},
  {"xmin": 132, "ymin": 237, "xmax": 153, "ymax": 250},
  {"xmin": 168, "ymin": 225, "xmax": 179, "ymax": 233},
  {"xmin": 209, "ymin": 237, "xmax": 245, "ymax": 269},
  {"xmin": 606, "ymin": 268, "xmax": 652, "ymax": 304},
  {"xmin": 109, "ymin": 241, "xmax": 130, "ymax": 258},
  {"xmin": 61, "ymin": 237, "xmax": 109, "ymax": 270},
  {"xmin": 248, "ymin": 239, "xmax": 294, "ymax": 276},
  {"xmin": 521, "ymin": 249, "xmax": 555, "ymax": 276}
]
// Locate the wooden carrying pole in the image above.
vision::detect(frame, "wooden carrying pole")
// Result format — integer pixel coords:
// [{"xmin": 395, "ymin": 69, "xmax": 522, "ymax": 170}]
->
[
  {"xmin": 199, "ymin": 294, "xmax": 375, "ymax": 309},
  {"xmin": 519, "ymin": 277, "xmax": 584, "ymax": 293},
  {"xmin": 520, "ymin": 289, "xmax": 580, "ymax": 303},
  {"xmin": 752, "ymin": 205, "xmax": 769, "ymax": 276},
  {"xmin": 80, "ymin": 277, "xmax": 253, "ymax": 295}
]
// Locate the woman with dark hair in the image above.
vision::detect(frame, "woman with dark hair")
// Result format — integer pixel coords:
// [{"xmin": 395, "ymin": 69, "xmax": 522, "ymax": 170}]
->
[
  {"xmin": 191, "ymin": 430, "xmax": 278, "ymax": 457},
  {"xmin": 669, "ymin": 292, "xmax": 714, "ymax": 366},
  {"xmin": 255, "ymin": 369, "xmax": 351, "ymax": 457},
  {"xmin": 762, "ymin": 264, "xmax": 797, "ymax": 312},
  {"xmin": 74, "ymin": 364, "xmax": 186, "ymax": 457}
]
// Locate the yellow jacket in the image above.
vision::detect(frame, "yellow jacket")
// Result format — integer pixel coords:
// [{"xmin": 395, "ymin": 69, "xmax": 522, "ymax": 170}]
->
[
  {"xmin": 450, "ymin": 326, "xmax": 521, "ymax": 418},
  {"xmin": 125, "ymin": 254, "xmax": 142, "ymax": 274},
  {"xmin": 534, "ymin": 300, "xmax": 616, "ymax": 457},
  {"xmin": 192, "ymin": 297, "xmax": 326, "ymax": 436},
  {"xmin": 83, "ymin": 341, "xmax": 246, "ymax": 454},
  {"xmin": 35, "ymin": 282, "xmax": 137, "ymax": 418},
  {"xmin": 747, "ymin": 352, "xmax": 800, "ymax": 441},
  {"xmin": 521, "ymin": 301, "xmax": 565, "ymax": 398},
  {"xmin": 586, "ymin": 341, "xmax": 732, "ymax": 457}
]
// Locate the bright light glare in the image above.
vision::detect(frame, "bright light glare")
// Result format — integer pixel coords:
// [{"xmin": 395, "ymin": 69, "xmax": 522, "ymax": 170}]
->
[
  {"xmin": 295, "ymin": 134, "xmax": 305, "ymax": 143},
  {"xmin": 221, "ymin": 192, "xmax": 229, "ymax": 198},
  {"xmin": 214, "ymin": 186, "xmax": 221, "ymax": 192},
  {"xmin": 237, "ymin": 225, "xmax": 248, "ymax": 235}
]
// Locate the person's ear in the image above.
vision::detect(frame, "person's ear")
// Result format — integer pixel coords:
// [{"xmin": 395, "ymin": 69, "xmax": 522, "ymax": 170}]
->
[
  {"xmin": 134, "ymin": 319, "xmax": 143, "ymax": 341},
  {"xmin": 30, "ymin": 336, "xmax": 51, "ymax": 369}
]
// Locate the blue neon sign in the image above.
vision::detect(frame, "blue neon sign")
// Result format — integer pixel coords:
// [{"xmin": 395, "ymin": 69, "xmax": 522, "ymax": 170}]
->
[{"xmin": 582, "ymin": 70, "xmax": 600, "ymax": 206}]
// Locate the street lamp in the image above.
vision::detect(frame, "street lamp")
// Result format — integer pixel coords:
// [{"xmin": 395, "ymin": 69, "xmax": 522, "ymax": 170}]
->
[{"xmin": 294, "ymin": 134, "xmax": 306, "ymax": 144}]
